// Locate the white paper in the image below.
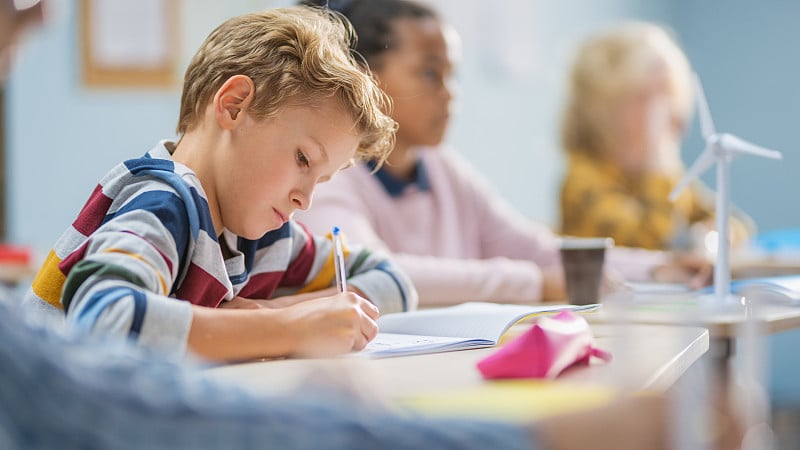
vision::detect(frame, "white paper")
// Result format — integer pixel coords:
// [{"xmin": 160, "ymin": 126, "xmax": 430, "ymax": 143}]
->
[
  {"xmin": 90, "ymin": 0, "xmax": 170, "ymax": 68},
  {"xmin": 356, "ymin": 302, "xmax": 599, "ymax": 358}
]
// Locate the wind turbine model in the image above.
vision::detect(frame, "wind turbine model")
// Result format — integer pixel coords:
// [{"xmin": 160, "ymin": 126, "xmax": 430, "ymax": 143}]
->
[{"xmin": 670, "ymin": 73, "xmax": 783, "ymax": 303}]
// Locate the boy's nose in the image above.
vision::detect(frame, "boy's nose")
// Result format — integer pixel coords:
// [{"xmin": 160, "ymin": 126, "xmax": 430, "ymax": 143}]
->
[{"xmin": 291, "ymin": 190, "xmax": 311, "ymax": 211}]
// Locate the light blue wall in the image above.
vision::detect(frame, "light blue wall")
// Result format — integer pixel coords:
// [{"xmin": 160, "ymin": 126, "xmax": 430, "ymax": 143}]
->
[
  {"xmin": 6, "ymin": 0, "xmax": 179, "ymax": 253},
  {"xmin": 671, "ymin": 0, "xmax": 800, "ymax": 233}
]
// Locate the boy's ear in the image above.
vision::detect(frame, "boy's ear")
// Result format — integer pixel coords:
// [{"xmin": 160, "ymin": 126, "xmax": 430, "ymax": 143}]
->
[{"xmin": 213, "ymin": 75, "xmax": 255, "ymax": 130}]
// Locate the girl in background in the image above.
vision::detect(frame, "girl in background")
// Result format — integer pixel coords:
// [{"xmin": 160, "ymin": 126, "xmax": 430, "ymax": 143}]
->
[{"xmin": 559, "ymin": 22, "xmax": 754, "ymax": 252}]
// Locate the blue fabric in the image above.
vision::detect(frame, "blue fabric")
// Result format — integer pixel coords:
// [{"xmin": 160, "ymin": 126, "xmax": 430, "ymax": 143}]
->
[{"xmin": 0, "ymin": 300, "xmax": 534, "ymax": 450}]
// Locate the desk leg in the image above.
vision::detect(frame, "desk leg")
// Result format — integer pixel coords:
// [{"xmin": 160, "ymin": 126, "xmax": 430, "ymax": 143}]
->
[{"xmin": 709, "ymin": 337, "xmax": 735, "ymax": 383}]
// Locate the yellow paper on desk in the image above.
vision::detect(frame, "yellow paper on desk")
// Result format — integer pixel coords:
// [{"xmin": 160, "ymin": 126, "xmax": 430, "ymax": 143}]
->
[{"xmin": 395, "ymin": 380, "xmax": 617, "ymax": 422}]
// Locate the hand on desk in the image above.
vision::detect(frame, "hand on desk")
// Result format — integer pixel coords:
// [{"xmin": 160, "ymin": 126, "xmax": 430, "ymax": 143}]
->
[
  {"xmin": 282, "ymin": 292, "xmax": 380, "ymax": 357},
  {"xmin": 651, "ymin": 251, "xmax": 713, "ymax": 290},
  {"xmin": 199, "ymin": 291, "xmax": 379, "ymax": 361}
]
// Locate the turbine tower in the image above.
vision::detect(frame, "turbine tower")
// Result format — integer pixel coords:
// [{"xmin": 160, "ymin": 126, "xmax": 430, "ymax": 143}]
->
[{"xmin": 670, "ymin": 74, "xmax": 782, "ymax": 302}]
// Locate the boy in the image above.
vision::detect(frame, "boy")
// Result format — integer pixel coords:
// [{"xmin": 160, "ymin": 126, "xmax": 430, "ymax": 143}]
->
[{"xmin": 22, "ymin": 6, "xmax": 417, "ymax": 362}]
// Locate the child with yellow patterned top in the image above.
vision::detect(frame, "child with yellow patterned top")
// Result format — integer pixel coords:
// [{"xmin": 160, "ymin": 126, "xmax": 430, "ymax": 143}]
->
[{"xmin": 559, "ymin": 21, "xmax": 754, "ymax": 252}]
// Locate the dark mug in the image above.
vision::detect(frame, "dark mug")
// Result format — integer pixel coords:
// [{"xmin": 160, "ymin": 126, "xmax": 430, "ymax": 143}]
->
[{"xmin": 560, "ymin": 237, "xmax": 613, "ymax": 305}]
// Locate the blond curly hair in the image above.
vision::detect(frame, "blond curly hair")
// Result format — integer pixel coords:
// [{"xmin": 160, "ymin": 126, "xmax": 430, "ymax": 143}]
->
[{"xmin": 177, "ymin": 6, "xmax": 396, "ymax": 163}]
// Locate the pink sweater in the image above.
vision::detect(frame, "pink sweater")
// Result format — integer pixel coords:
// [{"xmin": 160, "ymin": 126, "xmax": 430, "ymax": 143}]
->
[{"xmin": 296, "ymin": 148, "xmax": 666, "ymax": 305}]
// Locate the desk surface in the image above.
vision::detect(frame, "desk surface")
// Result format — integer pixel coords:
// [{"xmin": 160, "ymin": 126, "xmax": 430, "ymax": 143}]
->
[
  {"xmin": 732, "ymin": 252, "xmax": 800, "ymax": 279},
  {"xmin": 589, "ymin": 300, "xmax": 800, "ymax": 338},
  {"xmin": 206, "ymin": 323, "xmax": 708, "ymax": 399}
]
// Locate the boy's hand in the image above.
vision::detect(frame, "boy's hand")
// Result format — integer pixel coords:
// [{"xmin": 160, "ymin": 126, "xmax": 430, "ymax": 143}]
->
[{"xmin": 284, "ymin": 292, "xmax": 379, "ymax": 357}]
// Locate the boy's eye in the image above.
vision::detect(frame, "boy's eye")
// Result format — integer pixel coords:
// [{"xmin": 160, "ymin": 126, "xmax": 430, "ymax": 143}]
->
[{"xmin": 295, "ymin": 150, "xmax": 310, "ymax": 168}]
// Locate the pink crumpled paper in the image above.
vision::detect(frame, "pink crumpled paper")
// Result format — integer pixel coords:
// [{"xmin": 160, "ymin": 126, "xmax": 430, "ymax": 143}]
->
[{"xmin": 476, "ymin": 311, "xmax": 612, "ymax": 379}]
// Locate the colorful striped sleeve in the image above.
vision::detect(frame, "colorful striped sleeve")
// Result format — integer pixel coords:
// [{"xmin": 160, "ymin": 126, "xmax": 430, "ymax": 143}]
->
[
  {"xmin": 292, "ymin": 222, "xmax": 418, "ymax": 313},
  {"xmin": 61, "ymin": 185, "xmax": 195, "ymax": 357}
]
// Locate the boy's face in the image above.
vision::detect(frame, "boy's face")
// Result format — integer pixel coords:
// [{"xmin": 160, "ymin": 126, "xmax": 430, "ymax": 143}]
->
[
  {"xmin": 372, "ymin": 18, "xmax": 458, "ymax": 149},
  {"xmin": 215, "ymin": 99, "xmax": 359, "ymax": 239}
]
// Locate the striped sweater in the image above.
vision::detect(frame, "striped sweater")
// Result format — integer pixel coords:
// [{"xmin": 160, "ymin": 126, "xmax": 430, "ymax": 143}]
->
[{"xmin": 22, "ymin": 140, "xmax": 417, "ymax": 357}]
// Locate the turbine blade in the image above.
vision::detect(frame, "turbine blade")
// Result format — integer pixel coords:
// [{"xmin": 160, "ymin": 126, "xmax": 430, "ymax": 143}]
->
[
  {"xmin": 694, "ymin": 73, "xmax": 716, "ymax": 139},
  {"xmin": 669, "ymin": 148, "xmax": 716, "ymax": 201},
  {"xmin": 721, "ymin": 134, "xmax": 783, "ymax": 160}
]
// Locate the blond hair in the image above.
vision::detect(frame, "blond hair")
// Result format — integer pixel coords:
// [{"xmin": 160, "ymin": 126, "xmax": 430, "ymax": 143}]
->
[
  {"xmin": 177, "ymin": 6, "xmax": 396, "ymax": 163},
  {"xmin": 561, "ymin": 22, "xmax": 693, "ymax": 158}
]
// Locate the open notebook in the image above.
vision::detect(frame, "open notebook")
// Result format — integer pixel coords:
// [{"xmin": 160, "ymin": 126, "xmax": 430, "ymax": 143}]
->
[
  {"xmin": 359, "ymin": 302, "xmax": 600, "ymax": 358},
  {"xmin": 719, "ymin": 275, "xmax": 800, "ymax": 305},
  {"xmin": 627, "ymin": 276, "xmax": 800, "ymax": 307}
]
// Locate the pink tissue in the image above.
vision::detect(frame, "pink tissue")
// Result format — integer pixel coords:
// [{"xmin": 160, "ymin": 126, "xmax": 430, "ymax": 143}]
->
[{"xmin": 476, "ymin": 311, "xmax": 611, "ymax": 379}]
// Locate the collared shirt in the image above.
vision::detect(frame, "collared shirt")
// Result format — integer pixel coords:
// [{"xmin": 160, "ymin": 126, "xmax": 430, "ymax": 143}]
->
[{"xmin": 367, "ymin": 158, "xmax": 432, "ymax": 197}]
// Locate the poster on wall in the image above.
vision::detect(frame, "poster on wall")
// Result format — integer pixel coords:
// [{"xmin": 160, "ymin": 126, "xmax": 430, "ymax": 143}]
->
[{"xmin": 81, "ymin": 0, "xmax": 178, "ymax": 88}]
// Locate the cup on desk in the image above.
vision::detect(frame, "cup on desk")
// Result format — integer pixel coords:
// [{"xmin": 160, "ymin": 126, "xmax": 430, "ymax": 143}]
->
[{"xmin": 559, "ymin": 237, "xmax": 614, "ymax": 305}]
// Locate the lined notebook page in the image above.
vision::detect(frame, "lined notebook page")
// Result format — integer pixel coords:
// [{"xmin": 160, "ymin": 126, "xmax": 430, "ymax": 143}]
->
[{"xmin": 376, "ymin": 302, "xmax": 599, "ymax": 343}]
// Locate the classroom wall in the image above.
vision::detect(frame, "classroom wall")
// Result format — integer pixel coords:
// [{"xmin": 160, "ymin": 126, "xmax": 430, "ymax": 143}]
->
[
  {"xmin": 671, "ymin": 0, "xmax": 800, "ymax": 234},
  {"xmin": 6, "ymin": 0, "xmax": 176, "ymax": 255}
]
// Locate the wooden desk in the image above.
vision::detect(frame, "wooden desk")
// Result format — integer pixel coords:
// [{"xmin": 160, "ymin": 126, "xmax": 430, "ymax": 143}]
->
[
  {"xmin": 732, "ymin": 252, "xmax": 800, "ymax": 279},
  {"xmin": 206, "ymin": 323, "xmax": 708, "ymax": 398},
  {"xmin": 591, "ymin": 301, "xmax": 800, "ymax": 339},
  {"xmin": 587, "ymin": 296, "xmax": 800, "ymax": 386}
]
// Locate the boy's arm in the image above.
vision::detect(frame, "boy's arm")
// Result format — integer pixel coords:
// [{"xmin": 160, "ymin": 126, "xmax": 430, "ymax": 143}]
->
[
  {"xmin": 60, "ymin": 210, "xmax": 193, "ymax": 358},
  {"xmin": 189, "ymin": 292, "xmax": 379, "ymax": 361},
  {"xmin": 256, "ymin": 221, "xmax": 418, "ymax": 314},
  {"xmin": 62, "ymin": 206, "xmax": 383, "ymax": 361}
]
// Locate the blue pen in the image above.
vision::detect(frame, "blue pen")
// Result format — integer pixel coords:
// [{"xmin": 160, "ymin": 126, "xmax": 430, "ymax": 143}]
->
[{"xmin": 332, "ymin": 226, "xmax": 347, "ymax": 293}]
